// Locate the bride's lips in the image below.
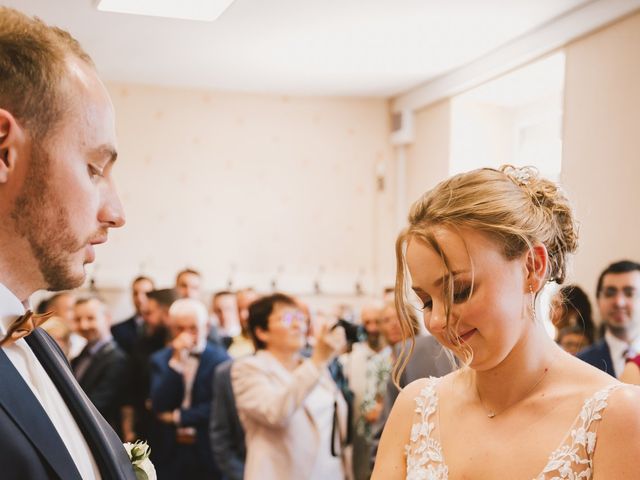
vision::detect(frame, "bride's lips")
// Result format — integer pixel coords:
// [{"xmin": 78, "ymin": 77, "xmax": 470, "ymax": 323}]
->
[{"xmin": 458, "ymin": 328, "xmax": 477, "ymax": 342}]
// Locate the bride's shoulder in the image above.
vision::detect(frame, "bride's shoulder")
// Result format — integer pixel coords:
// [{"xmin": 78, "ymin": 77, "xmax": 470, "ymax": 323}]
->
[
  {"xmin": 589, "ymin": 383, "xmax": 640, "ymax": 478},
  {"xmin": 397, "ymin": 371, "xmax": 460, "ymax": 408},
  {"xmin": 402, "ymin": 371, "xmax": 455, "ymax": 397},
  {"xmin": 599, "ymin": 382, "xmax": 640, "ymax": 425}
]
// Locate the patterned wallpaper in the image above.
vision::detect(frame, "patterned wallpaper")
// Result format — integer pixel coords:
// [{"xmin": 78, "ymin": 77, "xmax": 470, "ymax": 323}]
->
[{"xmin": 92, "ymin": 83, "xmax": 397, "ymax": 296}]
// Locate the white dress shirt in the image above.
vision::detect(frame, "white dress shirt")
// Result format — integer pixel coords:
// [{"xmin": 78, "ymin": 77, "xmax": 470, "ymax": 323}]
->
[
  {"xmin": 605, "ymin": 329, "xmax": 640, "ymax": 378},
  {"xmin": 0, "ymin": 283, "xmax": 100, "ymax": 479}
]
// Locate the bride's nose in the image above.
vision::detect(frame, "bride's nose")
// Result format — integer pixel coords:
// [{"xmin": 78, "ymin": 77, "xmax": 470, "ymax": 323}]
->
[{"xmin": 427, "ymin": 300, "xmax": 447, "ymax": 334}]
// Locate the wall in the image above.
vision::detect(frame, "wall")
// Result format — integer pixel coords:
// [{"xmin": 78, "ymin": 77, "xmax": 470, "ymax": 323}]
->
[
  {"xmin": 450, "ymin": 98, "xmax": 514, "ymax": 175},
  {"xmin": 562, "ymin": 11, "xmax": 640, "ymax": 295},
  {"xmin": 91, "ymin": 84, "xmax": 396, "ymax": 306},
  {"xmin": 404, "ymin": 100, "xmax": 452, "ymax": 211}
]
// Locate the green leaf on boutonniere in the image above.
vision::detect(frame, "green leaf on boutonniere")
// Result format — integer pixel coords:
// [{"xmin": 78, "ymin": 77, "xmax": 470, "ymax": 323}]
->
[{"xmin": 133, "ymin": 465, "xmax": 149, "ymax": 480}]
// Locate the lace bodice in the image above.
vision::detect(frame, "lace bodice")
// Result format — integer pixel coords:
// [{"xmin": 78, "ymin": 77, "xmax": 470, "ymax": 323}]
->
[{"xmin": 405, "ymin": 377, "xmax": 622, "ymax": 480}]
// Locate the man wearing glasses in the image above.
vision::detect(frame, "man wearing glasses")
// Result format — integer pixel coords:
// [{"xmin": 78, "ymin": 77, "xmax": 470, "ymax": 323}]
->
[{"xmin": 578, "ymin": 260, "xmax": 640, "ymax": 377}]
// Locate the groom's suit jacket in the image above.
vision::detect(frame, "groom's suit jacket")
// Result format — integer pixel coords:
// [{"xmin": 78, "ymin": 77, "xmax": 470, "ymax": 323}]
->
[{"xmin": 0, "ymin": 328, "xmax": 136, "ymax": 480}]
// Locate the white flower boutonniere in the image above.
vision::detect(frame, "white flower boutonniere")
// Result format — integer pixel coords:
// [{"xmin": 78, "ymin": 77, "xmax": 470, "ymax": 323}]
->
[{"xmin": 123, "ymin": 441, "xmax": 157, "ymax": 480}]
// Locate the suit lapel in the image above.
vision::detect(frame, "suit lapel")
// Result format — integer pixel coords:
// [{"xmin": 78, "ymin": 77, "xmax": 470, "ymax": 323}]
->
[
  {"xmin": 26, "ymin": 329, "xmax": 135, "ymax": 480},
  {"xmin": 0, "ymin": 348, "xmax": 82, "ymax": 480}
]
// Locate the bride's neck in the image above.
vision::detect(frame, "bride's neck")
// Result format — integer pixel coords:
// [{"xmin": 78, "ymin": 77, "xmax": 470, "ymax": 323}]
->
[{"xmin": 473, "ymin": 325, "xmax": 560, "ymax": 412}]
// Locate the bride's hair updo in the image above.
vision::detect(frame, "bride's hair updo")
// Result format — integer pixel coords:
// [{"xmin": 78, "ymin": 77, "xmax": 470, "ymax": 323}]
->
[{"xmin": 393, "ymin": 165, "xmax": 579, "ymax": 374}]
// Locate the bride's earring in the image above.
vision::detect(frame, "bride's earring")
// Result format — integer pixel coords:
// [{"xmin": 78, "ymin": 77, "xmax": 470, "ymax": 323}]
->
[{"xmin": 529, "ymin": 284, "xmax": 536, "ymax": 321}]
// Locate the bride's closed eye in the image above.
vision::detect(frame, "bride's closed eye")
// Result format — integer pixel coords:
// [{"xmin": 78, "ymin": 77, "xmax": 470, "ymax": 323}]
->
[{"xmin": 453, "ymin": 284, "xmax": 472, "ymax": 303}]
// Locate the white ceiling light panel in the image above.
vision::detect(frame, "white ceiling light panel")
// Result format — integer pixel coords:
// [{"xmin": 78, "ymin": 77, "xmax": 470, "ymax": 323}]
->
[{"xmin": 96, "ymin": 0, "xmax": 236, "ymax": 22}]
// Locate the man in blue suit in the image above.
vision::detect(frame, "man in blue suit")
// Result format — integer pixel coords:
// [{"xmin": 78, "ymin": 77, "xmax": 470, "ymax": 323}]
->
[
  {"xmin": 0, "ymin": 7, "xmax": 135, "ymax": 479},
  {"xmin": 112, "ymin": 276, "xmax": 155, "ymax": 355},
  {"xmin": 578, "ymin": 260, "xmax": 640, "ymax": 377},
  {"xmin": 151, "ymin": 298, "xmax": 230, "ymax": 479}
]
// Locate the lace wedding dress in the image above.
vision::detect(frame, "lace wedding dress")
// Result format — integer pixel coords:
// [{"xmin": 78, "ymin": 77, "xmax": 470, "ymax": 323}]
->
[{"xmin": 405, "ymin": 377, "xmax": 621, "ymax": 480}]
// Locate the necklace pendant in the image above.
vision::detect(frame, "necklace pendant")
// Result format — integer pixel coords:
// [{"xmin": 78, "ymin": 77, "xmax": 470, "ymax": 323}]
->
[{"xmin": 487, "ymin": 411, "xmax": 496, "ymax": 419}]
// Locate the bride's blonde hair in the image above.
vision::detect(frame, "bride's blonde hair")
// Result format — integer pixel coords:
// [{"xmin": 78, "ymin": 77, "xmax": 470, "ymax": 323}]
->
[{"xmin": 393, "ymin": 166, "xmax": 579, "ymax": 384}]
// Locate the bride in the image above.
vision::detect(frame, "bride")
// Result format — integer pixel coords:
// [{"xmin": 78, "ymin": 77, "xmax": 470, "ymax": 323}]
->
[{"xmin": 372, "ymin": 166, "xmax": 640, "ymax": 479}]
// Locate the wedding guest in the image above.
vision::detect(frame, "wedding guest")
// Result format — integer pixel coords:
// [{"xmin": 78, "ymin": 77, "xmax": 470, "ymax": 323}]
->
[
  {"xmin": 359, "ymin": 302, "xmax": 402, "ymax": 444},
  {"xmin": 207, "ymin": 289, "xmax": 258, "ymax": 480},
  {"xmin": 227, "ymin": 288, "xmax": 259, "ymax": 357},
  {"xmin": 578, "ymin": 260, "xmax": 640, "ymax": 377},
  {"xmin": 557, "ymin": 325, "xmax": 592, "ymax": 355},
  {"xmin": 72, "ymin": 297, "xmax": 129, "ymax": 437},
  {"xmin": 175, "ymin": 268, "xmax": 202, "ymax": 300},
  {"xmin": 232, "ymin": 293, "xmax": 350, "ymax": 480},
  {"xmin": 150, "ymin": 298, "xmax": 229, "ymax": 480},
  {"xmin": 372, "ymin": 166, "xmax": 640, "ymax": 479},
  {"xmin": 112, "ymin": 276, "xmax": 155, "ymax": 354},
  {"xmin": 549, "ymin": 284, "xmax": 595, "ymax": 344},
  {"xmin": 0, "ymin": 7, "xmax": 134, "ymax": 478},
  {"xmin": 40, "ymin": 315, "xmax": 72, "ymax": 358},
  {"xmin": 621, "ymin": 354, "xmax": 640, "ymax": 384},
  {"xmin": 48, "ymin": 291, "xmax": 86, "ymax": 359},
  {"xmin": 209, "ymin": 358, "xmax": 247, "ymax": 480},
  {"xmin": 340, "ymin": 304, "xmax": 384, "ymax": 480},
  {"xmin": 121, "ymin": 288, "xmax": 176, "ymax": 443},
  {"xmin": 211, "ymin": 290, "xmax": 240, "ymax": 347}
]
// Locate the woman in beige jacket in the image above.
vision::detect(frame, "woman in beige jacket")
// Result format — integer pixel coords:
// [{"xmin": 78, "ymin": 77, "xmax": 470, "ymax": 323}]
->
[{"xmin": 231, "ymin": 293, "xmax": 349, "ymax": 480}]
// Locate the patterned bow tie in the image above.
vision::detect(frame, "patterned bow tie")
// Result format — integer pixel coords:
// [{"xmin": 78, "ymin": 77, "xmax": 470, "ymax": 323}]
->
[{"xmin": 0, "ymin": 310, "xmax": 54, "ymax": 347}]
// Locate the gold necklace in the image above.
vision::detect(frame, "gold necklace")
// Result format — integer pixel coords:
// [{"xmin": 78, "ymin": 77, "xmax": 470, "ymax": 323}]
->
[{"xmin": 476, "ymin": 367, "xmax": 549, "ymax": 419}]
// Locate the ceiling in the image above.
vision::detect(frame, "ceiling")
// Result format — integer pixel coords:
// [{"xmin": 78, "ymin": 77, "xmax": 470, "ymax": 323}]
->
[{"xmin": 7, "ymin": 0, "xmax": 590, "ymax": 97}]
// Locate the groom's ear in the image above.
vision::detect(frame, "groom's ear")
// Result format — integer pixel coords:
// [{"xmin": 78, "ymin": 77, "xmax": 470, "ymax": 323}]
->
[{"xmin": 0, "ymin": 109, "xmax": 27, "ymax": 185}]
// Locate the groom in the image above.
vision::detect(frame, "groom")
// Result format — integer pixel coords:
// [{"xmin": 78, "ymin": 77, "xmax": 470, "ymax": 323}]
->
[{"xmin": 0, "ymin": 7, "xmax": 135, "ymax": 480}]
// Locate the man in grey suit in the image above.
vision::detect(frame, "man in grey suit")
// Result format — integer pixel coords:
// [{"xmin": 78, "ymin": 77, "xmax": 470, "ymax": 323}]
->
[{"xmin": 209, "ymin": 359, "xmax": 247, "ymax": 480}]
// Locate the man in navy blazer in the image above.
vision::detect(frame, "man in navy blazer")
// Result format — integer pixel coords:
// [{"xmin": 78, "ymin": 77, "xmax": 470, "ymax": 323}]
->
[
  {"xmin": 150, "ymin": 298, "xmax": 230, "ymax": 479},
  {"xmin": 112, "ymin": 276, "xmax": 155, "ymax": 354},
  {"xmin": 578, "ymin": 260, "xmax": 640, "ymax": 378},
  {"xmin": 0, "ymin": 7, "xmax": 134, "ymax": 480}
]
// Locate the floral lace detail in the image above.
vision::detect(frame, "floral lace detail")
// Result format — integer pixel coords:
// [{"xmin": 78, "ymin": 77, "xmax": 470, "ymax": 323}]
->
[
  {"xmin": 405, "ymin": 377, "xmax": 447, "ymax": 480},
  {"xmin": 405, "ymin": 379, "xmax": 621, "ymax": 480},
  {"xmin": 537, "ymin": 384, "xmax": 621, "ymax": 480}
]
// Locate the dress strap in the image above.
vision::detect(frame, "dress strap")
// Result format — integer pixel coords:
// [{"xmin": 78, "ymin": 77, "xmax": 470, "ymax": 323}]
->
[
  {"xmin": 538, "ymin": 383, "xmax": 624, "ymax": 479},
  {"xmin": 580, "ymin": 383, "xmax": 624, "ymax": 433},
  {"xmin": 405, "ymin": 377, "xmax": 448, "ymax": 480}
]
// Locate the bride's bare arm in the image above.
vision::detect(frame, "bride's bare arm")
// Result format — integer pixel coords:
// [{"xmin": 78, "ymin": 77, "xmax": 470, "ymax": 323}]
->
[
  {"xmin": 371, "ymin": 379, "xmax": 425, "ymax": 480},
  {"xmin": 592, "ymin": 385, "xmax": 640, "ymax": 479}
]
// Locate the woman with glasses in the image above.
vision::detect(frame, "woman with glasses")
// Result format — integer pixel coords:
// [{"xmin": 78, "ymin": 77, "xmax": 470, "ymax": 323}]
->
[{"xmin": 231, "ymin": 293, "xmax": 350, "ymax": 480}]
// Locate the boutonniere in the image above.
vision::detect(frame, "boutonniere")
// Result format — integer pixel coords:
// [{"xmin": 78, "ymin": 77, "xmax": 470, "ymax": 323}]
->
[{"xmin": 123, "ymin": 441, "xmax": 157, "ymax": 480}]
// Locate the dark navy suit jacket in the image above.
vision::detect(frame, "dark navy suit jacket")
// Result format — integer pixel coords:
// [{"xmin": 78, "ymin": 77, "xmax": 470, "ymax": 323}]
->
[
  {"xmin": 111, "ymin": 315, "xmax": 140, "ymax": 355},
  {"xmin": 209, "ymin": 359, "xmax": 246, "ymax": 480},
  {"xmin": 71, "ymin": 339, "xmax": 129, "ymax": 436},
  {"xmin": 0, "ymin": 328, "xmax": 136, "ymax": 480},
  {"xmin": 577, "ymin": 338, "xmax": 616, "ymax": 377},
  {"xmin": 150, "ymin": 343, "xmax": 230, "ymax": 479}
]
